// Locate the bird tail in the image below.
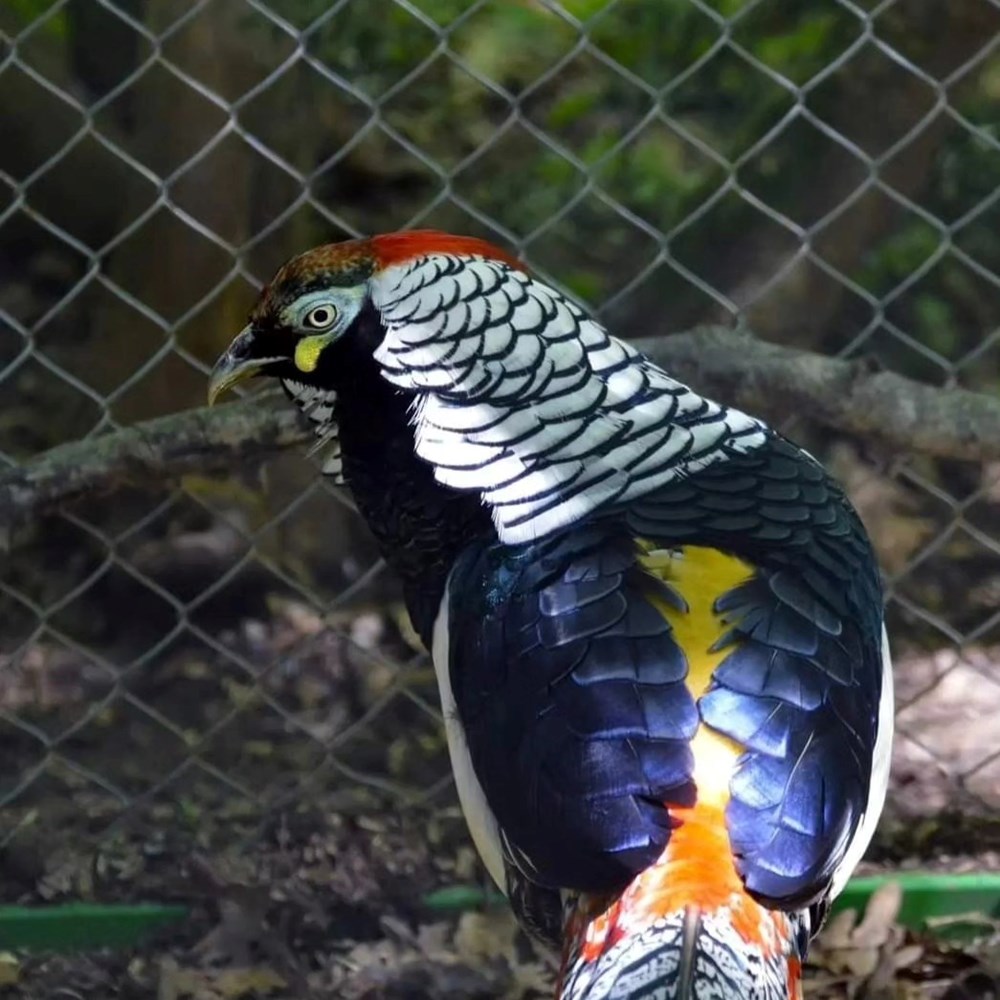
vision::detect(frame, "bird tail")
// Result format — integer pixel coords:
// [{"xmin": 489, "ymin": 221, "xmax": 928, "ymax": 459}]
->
[{"xmin": 557, "ymin": 801, "xmax": 805, "ymax": 1000}]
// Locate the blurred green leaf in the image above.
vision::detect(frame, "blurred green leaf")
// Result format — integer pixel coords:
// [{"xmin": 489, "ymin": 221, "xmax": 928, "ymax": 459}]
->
[{"xmin": 4, "ymin": 0, "xmax": 68, "ymax": 39}]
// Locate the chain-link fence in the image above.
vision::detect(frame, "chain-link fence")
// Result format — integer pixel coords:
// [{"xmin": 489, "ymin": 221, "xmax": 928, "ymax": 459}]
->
[{"xmin": 2, "ymin": 0, "xmax": 1000, "ymax": 914}]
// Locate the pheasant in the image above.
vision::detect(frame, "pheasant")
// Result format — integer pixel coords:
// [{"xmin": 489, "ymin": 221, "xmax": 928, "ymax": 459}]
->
[{"xmin": 209, "ymin": 230, "xmax": 893, "ymax": 999}]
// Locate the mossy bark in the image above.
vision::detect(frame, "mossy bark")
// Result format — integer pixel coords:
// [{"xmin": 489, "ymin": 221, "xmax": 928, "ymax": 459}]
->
[{"xmin": 4, "ymin": 328, "xmax": 999, "ymax": 537}]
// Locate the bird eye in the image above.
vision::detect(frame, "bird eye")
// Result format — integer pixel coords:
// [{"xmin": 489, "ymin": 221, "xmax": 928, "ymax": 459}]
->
[{"xmin": 303, "ymin": 304, "xmax": 338, "ymax": 330}]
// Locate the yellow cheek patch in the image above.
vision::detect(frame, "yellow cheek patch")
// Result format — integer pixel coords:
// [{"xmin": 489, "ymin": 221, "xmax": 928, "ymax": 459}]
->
[{"xmin": 294, "ymin": 335, "xmax": 330, "ymax": 373}]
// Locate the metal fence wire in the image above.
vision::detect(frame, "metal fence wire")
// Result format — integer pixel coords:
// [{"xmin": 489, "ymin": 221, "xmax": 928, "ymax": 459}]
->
[{"xmin": 2, "ymin": 0, "xmax": 1000, "ymax": 882}]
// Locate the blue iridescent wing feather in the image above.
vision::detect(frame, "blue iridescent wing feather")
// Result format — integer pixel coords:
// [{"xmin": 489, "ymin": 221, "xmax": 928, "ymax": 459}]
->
[
  {"xmin": 449, "ymin": 524, "xmax": 698, "ymax": 893},
  {"xmin": 447, "ymin": 431, "xmax": 884, "ymax": 906},
  {"xmin": 627, "ymin": 434, "xmax": 883, "ymax": 904}
]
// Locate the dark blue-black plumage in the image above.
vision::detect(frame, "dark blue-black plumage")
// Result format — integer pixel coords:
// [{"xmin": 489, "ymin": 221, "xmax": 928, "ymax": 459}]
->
[
  {"xmin": 446, "ymin": 433, "xmax": 883, "ymax": 907},
  {"xmin": 293, "ymin": 325, "xmax": 884, "ymax": 915},
  {"xmin": 626, "ymin": 435, "xmax": 883, "ymax": 905},
  {"xmin": 449, "ymin": 523, "xmax": 699, "ymax": 892}
]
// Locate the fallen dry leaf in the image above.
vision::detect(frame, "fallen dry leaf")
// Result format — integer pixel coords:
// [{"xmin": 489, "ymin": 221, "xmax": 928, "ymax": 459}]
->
[
  {"xmin": 0, "ymin": 952, "xmax": 20, "ymax": 986},
  {"xmin": 811, "ymin": 880, "xmax": 924, "ymax": 997},
  {"xmin": 158, "ymin": 959, "xmax": 286, "ymax": 999},
  {"xmin": 214, "ymin": 968, "xmax": 288, "ymax": 998}
]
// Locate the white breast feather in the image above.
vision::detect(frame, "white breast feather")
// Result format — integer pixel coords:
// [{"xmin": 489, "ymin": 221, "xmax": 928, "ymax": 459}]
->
[
  {"xmin": 431, "ymin": 585, "xmax": 506, "ymax": 891},
  {"xmin": 281, "ymin": 379, "xmax": 344, "ymax": 483},
  {"xmin": 371, "ymin": 254, "xmax": 767, "ymax": 544}
]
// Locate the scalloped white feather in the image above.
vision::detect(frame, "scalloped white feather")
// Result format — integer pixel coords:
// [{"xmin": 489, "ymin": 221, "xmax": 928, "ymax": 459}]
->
[{"xmin": 371, "ymin": 254, "xmax": 768, "ymax": 544}]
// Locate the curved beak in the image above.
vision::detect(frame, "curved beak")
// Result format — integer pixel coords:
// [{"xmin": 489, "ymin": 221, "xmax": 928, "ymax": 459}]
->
[{"xmin": 207, "ymin": 326, "xmax": 281, "ymax": 406}]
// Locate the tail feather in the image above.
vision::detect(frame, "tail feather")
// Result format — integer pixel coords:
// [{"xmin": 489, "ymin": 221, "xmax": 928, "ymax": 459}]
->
[
  {"xmin": 558, "ymin": 803, "xmax": 806, "ymax": 1000},
  {"xmin": 677, "ymin": 906, "xmax": 701, "ymax": 998}
]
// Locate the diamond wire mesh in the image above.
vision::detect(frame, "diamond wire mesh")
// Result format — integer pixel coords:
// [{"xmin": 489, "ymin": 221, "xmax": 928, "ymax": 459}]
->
[{"xmin": 2, "ymin": 0, "xmax": 1000, "ymax": 878}]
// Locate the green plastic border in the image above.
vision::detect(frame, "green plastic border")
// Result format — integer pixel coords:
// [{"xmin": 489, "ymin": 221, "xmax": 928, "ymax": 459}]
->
[
  {"xmin": 0, "ymin": 904, "xmax": 188, "ymax": 952},
  {"xmin": 422, "ymin": 873, "xmax": 1000, "ymax": 929},
  {"xmin": 2, "ymin": 873, "xmax": 999, "ymax": 953},
  {"xmin": 831, "ymin": 872, "xmax": 1000, "ymax": 930}
]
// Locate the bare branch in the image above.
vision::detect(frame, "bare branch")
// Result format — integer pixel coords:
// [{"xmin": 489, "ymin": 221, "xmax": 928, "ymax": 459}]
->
[
  {"xmin": 2, "ymin": 328, "xmax": 998, "ymax": 532},
  {"xmin": 0, "ymin": 394, "xmax": 310, "ymax": 530},
  {"xmin": 636, "ymin": 328, "xmax": 1000, "ymax": 464}
]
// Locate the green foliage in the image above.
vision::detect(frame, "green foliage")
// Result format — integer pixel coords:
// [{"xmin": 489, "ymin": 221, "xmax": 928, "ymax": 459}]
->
[
  {"xmin": 857, "ymin": 221, "xmax": 941, "ymax": 299},
  {"xmin": 409, "ymin": 0, "xmax": 483, "ymax": 26},
  {"xmin": 7, "ymin": 0, "xmax": 1000, "ymax": 377},
  {"xmin": 847, "ymin": 72, "xmax": 1000, "ymax": 384},
  {"xmin": 586, "ymin": 0, "xmax": 722, "ymax": 89},
  {"xmin": 2, "ymin": 0, "xmax": 68, "ymax": 39},
  {"xmin": 452, "ymin": 3, "xmax": 580, "ymax": 90},
  {"xmin": 735, "ymin": 1, "xmax": 861, "ymax": 85}
]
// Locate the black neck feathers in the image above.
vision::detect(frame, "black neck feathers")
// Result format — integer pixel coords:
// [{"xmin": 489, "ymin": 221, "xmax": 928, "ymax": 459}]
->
[{"xmin": 323, "ymin": 302, "xmax": 494, "ymax": 644}]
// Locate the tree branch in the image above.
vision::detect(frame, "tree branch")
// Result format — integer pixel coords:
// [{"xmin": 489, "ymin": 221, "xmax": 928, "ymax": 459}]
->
[
  {"xmin": 645, "ymin": 328, "xmax": 1000, "ymax": 463},
  {"xmin": 0, "ymin": 394, "xmax": 310, "ymax": 531},
  {"xmin": 2, "ymin": 328, "xmax": 999, "ymax": 531}
]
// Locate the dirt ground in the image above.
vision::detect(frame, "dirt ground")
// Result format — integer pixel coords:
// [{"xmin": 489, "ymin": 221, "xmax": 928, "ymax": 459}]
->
[
  {"xmin": 2, "ymin": 804, "xmax": 998, "ymax": 1000},
  {"xmin": 1, "ymin": 599, "xmax": 999, "ymax": 998},
  {"xmin": 3, "ymin": 801, "xmax": 998, "ymax": 1000}
]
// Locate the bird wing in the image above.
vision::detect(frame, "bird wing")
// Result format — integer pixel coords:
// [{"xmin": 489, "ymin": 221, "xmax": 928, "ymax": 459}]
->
[
  {"xmin": 369, "ymin": 248, "xmax": 888, "ymax": 911},
  {"xmin": 440, "ymin": 433, "xmax": 888, "ymax": 912},
  {"xmin": 626, "ymin": 433, "xmax": 888, "ymax": 904}
]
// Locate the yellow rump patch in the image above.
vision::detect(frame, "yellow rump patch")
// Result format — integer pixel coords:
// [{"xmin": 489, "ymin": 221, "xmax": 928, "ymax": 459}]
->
[
  {"xmin": 566, "ymin": 544, "xmax": 790, "ymax": 978},
  {"xmin": 636, "ymin": 541, "xmax": 753, "ymax": 805}
]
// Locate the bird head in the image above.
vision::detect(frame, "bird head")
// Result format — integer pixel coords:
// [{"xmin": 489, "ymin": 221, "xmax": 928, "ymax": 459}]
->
[
  {"xmin": 209, "ymin": 228, "xmax": 765, "ymax": 545},
  {"xmin": 207, "ymin": 230, "xmax": 521, "ymax": 404}
]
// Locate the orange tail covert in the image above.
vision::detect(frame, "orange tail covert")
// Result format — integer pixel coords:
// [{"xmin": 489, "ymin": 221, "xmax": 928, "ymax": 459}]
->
[{"xmin": 559, "ymin": 801, "xmax": 806, "ymax": 1000}]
